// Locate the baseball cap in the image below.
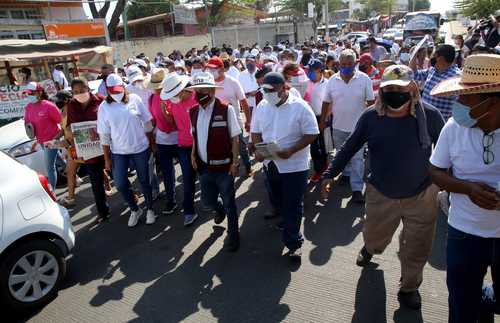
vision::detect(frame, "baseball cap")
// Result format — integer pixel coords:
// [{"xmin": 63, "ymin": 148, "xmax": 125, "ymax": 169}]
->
[
  {"xmin": 261, "ymin": 72, "xmax": 285, "ymax": 89},
  {"xmin": 379, "ymin": 65, "xmax": 414, "ymax": 88},
  {"xmin": 359, "ymin": 53, "xmax": 373, "ymax": 65},
  {"xmin": 206, "ymin": 57, "xmax": 224, "ymax": 69},
  {"xmin": 126, "ymin": 65, "xmax": 144, "ymax": 84},
  {"xmin": 307, "ymin": 59, "xmax": 324, "ymax": 71},
  {"xmin": 23, "ymin": 82, "xmax": 42, "ymax": 94},
  {"xmin": 106, "ymin": 73, "xmax": 125, "ymax": 93}
]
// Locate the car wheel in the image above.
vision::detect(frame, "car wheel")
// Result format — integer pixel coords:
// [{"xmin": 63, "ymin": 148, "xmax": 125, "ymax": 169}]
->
[{"xmin": 0, "ymin": 240, "xmax": 66, "ymax": 312}]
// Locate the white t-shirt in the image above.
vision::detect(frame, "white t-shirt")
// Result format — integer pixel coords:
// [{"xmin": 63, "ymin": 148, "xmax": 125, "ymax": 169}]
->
[
  {"xmin": 251, "ymin": 94, "xmax": 320, "ymax": 174},
  {"xmin": 215, "ymin": 75, "xmax": 246, "ymax": 129},
  {"xmin": 97, "ymin": 93, "xmax": 152, "ymax": 155},
  {"xmin": 52, "ymin": 69, "xmax": 69, "ymax": 89},
  {"xmin": 227, "ymin": 66, "xmax": 241, "ymax": 80},
  {"xmin": 430, "ymin": 118, "xmax": 500, "ymax": 238},
  {"xmin": 324, "ymin": 71, "xmax": 374, "ymax": 132},
  {"xmin": 304, "ymin": 77, "xmax": 328, "ymax": 116},
  {"xmin": 195, "ymin": 100, "xmax": 241, "ymax": 163},
  {"xmin": 125, "ymin": 83, "xmax": 152, "ymax": 108},
  {"xmin": 238, "ymin": 70, "xmax": 258, "ymax": 109}
]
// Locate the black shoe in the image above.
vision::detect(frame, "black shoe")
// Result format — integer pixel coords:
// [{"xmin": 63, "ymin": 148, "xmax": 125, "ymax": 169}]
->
[
  {"xmin": 288, "ymin": 247, "xmax": 302, "ymax": 259},
  {"xmin": 351, "ymin": 191, "xmax": 365, "ymax": 204},
  {"xmin": 214, "ymin": 209, "xmax": 226, "ymax": 225},
  {"xmin": 398, "ymin": 290, "xmax": 422, "ymax": 310},
  {"xmin": 264, "ymin": 208, "xmax": 279, "ymax": 219},
  {"xmin": 162, "ymin": 201, "xmax": 177, "ymax": 215},
  {"xmin": 225, "ymin": 235, "xmax": 240, "ymax": 252},
  {"xmin": 356, "ymin": 246, "xmax": 373, "ymax": 267}
]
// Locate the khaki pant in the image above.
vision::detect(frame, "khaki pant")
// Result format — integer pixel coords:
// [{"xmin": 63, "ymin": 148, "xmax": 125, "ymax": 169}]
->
[{"xmin": 364, "ymin": 183, "xmax": 439, "ymax": 291}]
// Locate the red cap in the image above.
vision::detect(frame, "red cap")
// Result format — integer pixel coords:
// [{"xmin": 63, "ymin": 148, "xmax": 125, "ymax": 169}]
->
[
  {"xmin": 358, "ymin": 53, "xmax": 373, "ymax": 65},
  {"xmin": 206, "ymin": 57, "xmax": 224, "ymax": 69}
]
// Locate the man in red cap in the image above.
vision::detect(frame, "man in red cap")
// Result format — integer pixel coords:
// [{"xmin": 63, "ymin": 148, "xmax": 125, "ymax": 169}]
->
[
  {"xmin": 206, "ymin": 56, "xmax": 253, "ymax": 176},
  {"xmin": 358, "ymin": 53, "xmax": 382, "ymax": 96}
]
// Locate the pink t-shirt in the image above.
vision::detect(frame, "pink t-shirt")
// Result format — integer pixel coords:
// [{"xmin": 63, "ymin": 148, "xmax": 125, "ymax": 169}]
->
[
  {"xmin": 149, "ymin": 94, "xmax": 176, "ymax": 133},
  {"xmin": 170, "ymin": 93, "xmax": 197, "ymax": 147},
  {"xmin": 24, "ymin": 100, "xmax": 62, "ymax": 144}
]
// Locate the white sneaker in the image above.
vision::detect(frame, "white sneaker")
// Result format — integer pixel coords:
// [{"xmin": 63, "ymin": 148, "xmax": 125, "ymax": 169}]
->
[
  {"xmin": 128, "ymin": 208, "xmax": 143, "ymax": 227},
  {"xmin": 146, "ymin": 209, "xmax": 156, "ymax": 225}
]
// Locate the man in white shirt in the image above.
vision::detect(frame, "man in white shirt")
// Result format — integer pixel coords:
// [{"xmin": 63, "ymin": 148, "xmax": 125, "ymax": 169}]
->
[
  {"xmin": 304, "ymin": 59, "xmax": 329, "ymax": 182},
  {"xmin": 206, "ymin": 56, "xmax": 253, "ymax": 176},
  {"xmin": 52, "ymin": 64, "xmax": 69, "ymax": 90},
  {"xmin": 251, "ymin": 72, "xmax": 319, "ymax": 259},
  {"xmin": 238, "ymin": 55, "xmax": 259, "ymax": 112},
  {"xmin": 429, "ymin": 54, "xmax": 500, "ymax": 323},
  {"xmin": 320, "ymin": 49, "xmax": 375, "ymax": 203},
  {"xmin": 188, "ymin": 72, "xmax": 241, "ymax": 252}
]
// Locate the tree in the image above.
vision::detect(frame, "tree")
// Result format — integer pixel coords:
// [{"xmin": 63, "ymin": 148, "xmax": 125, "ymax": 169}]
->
[
  {"xmin": 87, "ymin": 0, "xmax": 127, "ymax": 38},
  {"xmin": 408, "ymin": 0, "xmax": 431, "ymax": 11},
  {"xmin": 454, "ymin": 0, "xmax": 500, "ymax": 19},
  {"xmin": 311, "ymin": 0, "xmax": 346, "ymax": 38},
  {"xmin": 357, "ymin": 0, "xmax": 395, "ymax": 16},
  {"xmin": 127, "ymin": 0, "xmax": 176, "ymax": 20}
]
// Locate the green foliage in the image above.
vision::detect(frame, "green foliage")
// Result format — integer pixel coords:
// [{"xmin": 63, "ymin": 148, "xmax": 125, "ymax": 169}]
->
[
  {"xmin": 454, "ymin": 0, "xmax": 500, "ymax": 18},
  {"xmin": 127, "ymin": 0, "xmax": 176, "ymax": 20},
  {"xmin": 408, "ymin": 0, "xmax": 431, "ymax": 11}
]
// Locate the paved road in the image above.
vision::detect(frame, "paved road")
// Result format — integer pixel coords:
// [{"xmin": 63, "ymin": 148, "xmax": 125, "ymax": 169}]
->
[{"xmin": 9, "ymin": 163, "xmax": 496, "ymax": 323}]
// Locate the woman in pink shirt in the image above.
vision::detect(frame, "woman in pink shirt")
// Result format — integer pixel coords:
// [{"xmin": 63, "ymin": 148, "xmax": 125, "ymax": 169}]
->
[
  {"xmin": 157, "ymin": 73, "xmax": 198, "ymax": 226},
  {"xmin": 23, "ymin": 82, "xmax": 62, "ymax": 188}
]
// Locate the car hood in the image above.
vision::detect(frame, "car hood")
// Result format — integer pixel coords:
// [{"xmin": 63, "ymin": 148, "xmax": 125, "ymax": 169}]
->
[{"xmin": 0, "ymin": 119, "xmax": 30, "ymax": 151}]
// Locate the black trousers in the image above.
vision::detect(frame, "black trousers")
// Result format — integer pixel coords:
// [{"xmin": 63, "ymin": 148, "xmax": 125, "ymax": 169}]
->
[
  {"xmin": 310, "ymin": 116, "xmax": 328, "ymax": 173},
  {"xmin": 87, "ymin": 159, "xmax": 109, "ymax": 218}
]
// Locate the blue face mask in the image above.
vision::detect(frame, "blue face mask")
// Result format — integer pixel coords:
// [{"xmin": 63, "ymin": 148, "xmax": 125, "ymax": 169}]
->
[
  {"xmin": 246, "ymin": 63, "xmax": 256, "ymax": 73},
  {"xmin": 340, "ymin": 66, "xmax": 354, "ymax": 76},
  {"xmin": 452, "ymin": 99, "xmax": 490, "ymax": 128},
  {"xmin": 306, "ymin": 70, "xmax": 317, "ymax": 82}
]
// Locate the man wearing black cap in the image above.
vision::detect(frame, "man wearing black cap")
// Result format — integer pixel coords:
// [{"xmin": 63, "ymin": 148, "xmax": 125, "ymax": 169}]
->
[{"xmin": 251, "ymin": 72, "xmax": 319, "ymax": 258}]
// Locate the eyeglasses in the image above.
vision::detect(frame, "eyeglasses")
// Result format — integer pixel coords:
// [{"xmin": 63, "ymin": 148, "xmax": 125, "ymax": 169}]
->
[{"xmin": 483, "ymin": 133, "xmax": 495, "ymax": 165}]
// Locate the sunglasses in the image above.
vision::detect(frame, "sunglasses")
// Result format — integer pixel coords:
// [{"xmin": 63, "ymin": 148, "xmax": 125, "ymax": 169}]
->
[{"xmin": 483, "ymin": 133, "xmax": 495, "ymax": 165}]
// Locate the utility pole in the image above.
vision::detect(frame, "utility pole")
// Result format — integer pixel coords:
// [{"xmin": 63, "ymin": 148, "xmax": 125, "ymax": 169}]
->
[
  {"xmin": 122, "ymin": 1, "xmax": 130, "ymax": 41},
  {"xmin": 325, "ymin": 0, "xmax": 329, "ymax": 38},
  {"xmin": 170, "ymin": 1, "xmax": 175, "ymax": 35}
]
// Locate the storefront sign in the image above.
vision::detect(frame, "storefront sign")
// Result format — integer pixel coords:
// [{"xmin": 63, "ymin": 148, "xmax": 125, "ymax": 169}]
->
[{"xmin": 43, "ymin": 21, "xmax": 106, "ymax": 40}]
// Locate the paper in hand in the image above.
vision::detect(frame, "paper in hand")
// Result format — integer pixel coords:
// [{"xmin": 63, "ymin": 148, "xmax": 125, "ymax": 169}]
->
[{"xmin": 255, "ymin": 142, "xmax": 280, "ymax": 160}]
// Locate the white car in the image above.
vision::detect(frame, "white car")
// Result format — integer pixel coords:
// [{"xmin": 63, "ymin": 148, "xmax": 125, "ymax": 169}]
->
[
  {"xmin": 0, "ymin": 152, "xmax": 75, "ymax": 311},
  {"xmin": 383, "ymin": 28, "xmax": 400, "ymax": 39}
]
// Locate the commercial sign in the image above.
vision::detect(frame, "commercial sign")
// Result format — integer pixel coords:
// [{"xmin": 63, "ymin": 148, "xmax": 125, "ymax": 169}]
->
[
  {"xmin": 43, "ymin": 21, "xmax": 106, "ymax": 40},
  {"xmin": 174, "ymin": 5, "xmax": 198, "ymax": 25}
]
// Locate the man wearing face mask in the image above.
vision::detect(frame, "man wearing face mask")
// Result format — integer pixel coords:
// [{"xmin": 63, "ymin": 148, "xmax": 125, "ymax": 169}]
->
[
  {"xmin": 429, "ymin": 54, "xmax": 500, "ymax": 323},
  {"xmin": 238, "ymin": 55, "xmax": 259, "ymax": 113},
  {"xmin": 251, "ymin": 72, "xmax": 319, "ymax": 259},
  {"xmin": 206, "ymin": 56, "xmax": 253, "ymax": 176},
  {"xmin": 410, "ymin": 44, "xmax": 461, "ymax": 120},
  {"xmin": 320, "ymin": 49, "xmax": 375, "ymax": 203},
  {"xmin": 321, "ymin": 65, "xmax": 445, "ymax": 309},
  {"xmin": 125, "ymin": 65, "xmax": 152, "ymax": 107},
  {"xmin": 358, "ymin": 53, "xmax": 382, "ymax": 96},
  {"xmin": 66, "ymin": 78, "xmax": 109, "ymax": 223},
  {"xmin": 188, "ymin": 72, "xmax": 242, "ymax": 252}
]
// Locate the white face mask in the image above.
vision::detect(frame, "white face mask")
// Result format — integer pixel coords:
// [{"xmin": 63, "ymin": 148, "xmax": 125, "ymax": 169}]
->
[
  {"xmin": 399, "ymin": 52, "xmax": 410, "ymax": 63},
  {"xmin": 110, "ymin": 92, "xmax": 124, "ymax": 103},
  {"xmin": 170, "ymin": 96, "xmax": 181, "ymax": 104},
  {"xmin": 134, "ymin": 81, "xmax": 145, "ymax": 89},
  {"xmin": 74, "ymin": 92, "xmax": 90, "ymax": 104},
  {"xmin": 263, "ymin": 91, "xmax": 281, "ymax": 106},
  {"xmin": 208, "ymin": 69, "xmax": 220, "ymax": 79}
]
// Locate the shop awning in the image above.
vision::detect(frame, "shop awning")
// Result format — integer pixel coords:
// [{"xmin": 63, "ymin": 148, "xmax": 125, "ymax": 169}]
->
[{"xmin": 0, "ymin": 39, "xmax": 112, "ymax": 62}]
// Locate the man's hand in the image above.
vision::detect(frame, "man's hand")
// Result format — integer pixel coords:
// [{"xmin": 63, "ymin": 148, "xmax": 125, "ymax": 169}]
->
[
  {"xmin": 104, "ymin": 158, "xmax": 112, "ymax": 172},
  {"xmin": 318, "ymin": 120, "xmax": 327, "ymax": 131},
  {"xmin": 229, "ymin": 162, "xmax": 239, "ymax": 177},
  {"xmin": 191, "ymin": 155, "xmax": 198, "ymax": 171},
  {"xmin": 466, "ymin": 182, "xmax": 500, "ymax": 210},
  {"xmin": 276, "ymin": 148, "xmax": 293, "ymax": 159},
  {"xmin": 320, "ymin": 179, "xmax": 333, "ymax": 201},
  {"xmin": 31, "ymin": 141, "xmax": 38, "ymax": 152}
]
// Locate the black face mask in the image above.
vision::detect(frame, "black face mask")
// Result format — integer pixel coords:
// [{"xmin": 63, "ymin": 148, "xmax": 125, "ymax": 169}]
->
[
  {"xmin": 430, "ymin": 57, "xmax": 437, "ymax": 67},
  {"xmin": 196, "ymin": 92, "xmax": 212, "ymax": 106},
  {"xmin": 383, "ymin": 91, "xmax": 411, "ymax": 109}
]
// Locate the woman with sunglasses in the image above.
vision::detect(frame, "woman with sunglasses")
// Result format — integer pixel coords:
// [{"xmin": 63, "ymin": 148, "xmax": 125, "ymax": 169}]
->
[{"xmin": 23, "ymin": 82, "xmax": 62, "ymax": 189}]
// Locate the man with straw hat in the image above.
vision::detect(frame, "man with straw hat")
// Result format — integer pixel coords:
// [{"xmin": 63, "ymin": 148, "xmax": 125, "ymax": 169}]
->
[
  {"xmin": 320, "ymin": 64, "xmax": 445, "ymax": 309},
  {"xmin": 429, "ymin": 53, "xmax": 500, "ymax": 323},
  {"xmin": 188, "ymin": 72, "xmax": 242, "ymax": 252}
]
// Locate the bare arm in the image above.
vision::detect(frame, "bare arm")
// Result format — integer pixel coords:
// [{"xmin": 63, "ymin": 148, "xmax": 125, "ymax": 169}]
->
[
  {"xmin": 276, "ymin": 134, "xmax": 317, "ymax": 159},
  {"xmin": 240, "ymin": 99, "xmax": 251, "ymax": 131},
  {"xmin": 102, "ymin": 145, "xmax": 112, "ymax": 171},
  {"xmin": 251, "ymin": 132, "xmax": 264, "ymax": 162},
  {"xmin": 367, "ymin": 100, "xmax": 375, "ymax": 107},
  {"xmin": 319, "ymin": 101, "xmax": 332, "ymax": 130},
  {"xmin": 229, "ymin": 135, "xmax": 240, "ymax": 176}
]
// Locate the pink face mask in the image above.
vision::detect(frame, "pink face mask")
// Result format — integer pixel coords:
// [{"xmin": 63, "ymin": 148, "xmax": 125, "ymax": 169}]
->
[{"xmin": 73, "ymin": 92, "xmax": 90, "ymax": 104}]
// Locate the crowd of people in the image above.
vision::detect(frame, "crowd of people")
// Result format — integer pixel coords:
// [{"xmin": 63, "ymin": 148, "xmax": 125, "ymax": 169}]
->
[{"xmin": 19, "ymin": 19, "xmax": 500, "ymax": 322}]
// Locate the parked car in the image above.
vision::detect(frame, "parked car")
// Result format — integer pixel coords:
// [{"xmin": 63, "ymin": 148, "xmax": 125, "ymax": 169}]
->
[
  {"xmin": 0, "ymin": 151, "xmax": 75, "ymax": 311},
  {"xmin": 346, "ymin": 31, "xmax": 370, "ymax": 43}
]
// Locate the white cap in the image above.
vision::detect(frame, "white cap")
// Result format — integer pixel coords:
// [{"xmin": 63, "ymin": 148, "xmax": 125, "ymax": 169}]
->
[
  {"xmin": 250, "ymin": 48, "xmax": 260, "ymax": 56},
  {"xmin": 126, "ymin": 65, "xmax": 144, "ymax": 84},
  {"xmin": 134, "ymin": 58, "xmax": 147, "ymax": 68},
  {"xmin": 187, "ymin": 72, "xmax": 222, "ymax": 89},
  {"xmin": 105, "ymin": 73, "xmax": 125, "ymax": 93},
  {"xmin": 25, "ymin": 81, "xmax": 40, "ymax": 92}
]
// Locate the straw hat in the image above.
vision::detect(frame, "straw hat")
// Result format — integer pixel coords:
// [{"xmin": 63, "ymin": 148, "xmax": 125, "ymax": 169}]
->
[
  {"xmin": 147, "ymin": 68, "xmax": 166, "ymax": 90},
  {"xmin": 187, "ymin": 72, "xmax": 222, "ymax": 89},
  {"xmin": 431, "ymin": 54, "xmax": 500, "ymax": 97},
  {"xmin": 160, "ymin": 72, "xmax": 190, "ymax": 100}
]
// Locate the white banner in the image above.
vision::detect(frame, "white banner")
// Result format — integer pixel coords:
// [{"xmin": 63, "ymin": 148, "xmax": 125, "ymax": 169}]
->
[
  {"xmin": 70, "ymin": 121, "xmax": 103, "ymax": 160},
  {"xmin": 0, "ymin": 85, "xmax": 29, "ymax": 119},
  {"xmin": 174, "ymin": 5, "xmax": 198, "ymax": 25}
]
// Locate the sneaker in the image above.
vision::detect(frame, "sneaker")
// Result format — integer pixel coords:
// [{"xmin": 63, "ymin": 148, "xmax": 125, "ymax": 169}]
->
[
  {"xmin": 309, "ymin": 172, "xmax": 322, "ymax": 183},
  {"xmin": 288, "ymin": 247, "xmax": 302, "ymax": 259},
  {"xmin": 162, "ymin": 201, "xmax": 178, "ymax": 215},
  {"xmin": 184, "ymin": 213, "xmax": 198, "ymax": 226},
  {"xmin": 61, "ymin": 197, "xmax": 76, "ymax": 207},
  {"xmin": 146, "ymin": 209, "xmax": 156, "ymax": 225},
  {"xmin": 128, "ymin": 208, "xmax": 143, "ymax": 227},
  {"xmin": 351, "ymin": 191, "xmax": 365, "ymax": 204},
  {"xmin": 214, "ymin": 209, "xmax": 226, "ymax": 225},
  {"xmin": 437, "ymin": 190, "xmax": 450, "ymax": 216},
  {"xmin": 398, "ymin": 290, "xmax": 422, "ymax": 310},
  {"xmin": 356, "ymin": 246, "xmax": 373, "ymax": 267}
]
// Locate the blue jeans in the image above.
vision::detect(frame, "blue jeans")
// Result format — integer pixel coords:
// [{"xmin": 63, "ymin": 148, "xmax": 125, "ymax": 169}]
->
[
  {"xmin": 199, "ymin": 168, "xmax": 239, "ymax": 238},
  {"xmin": 177, "ymin": 146, "xmax": 196, "ymax": 215},
  {"xmin": 112, "ymin": 148, "xmax": 153, "ymax": 210},
  {"xmin": 332, "ymin": 128, "xmax": 365, "ymax": 192},
  {"xmin": 43, "ymin": 147, "xmax": 59, "ymax": 189},
  {"xmin": 157, "ymin": 144, "xmax": 177, "ymax": 204},
  {"xmin": 239, "ymin": 133, "xmax": 251, "ymax": 170},
  {"xmin": 264, "ymin": 161, "xmax": 308, "ymax": 251},
  {"xmin": 447, "ymin": 224, "xmax": 499, "ymax": 323}
]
